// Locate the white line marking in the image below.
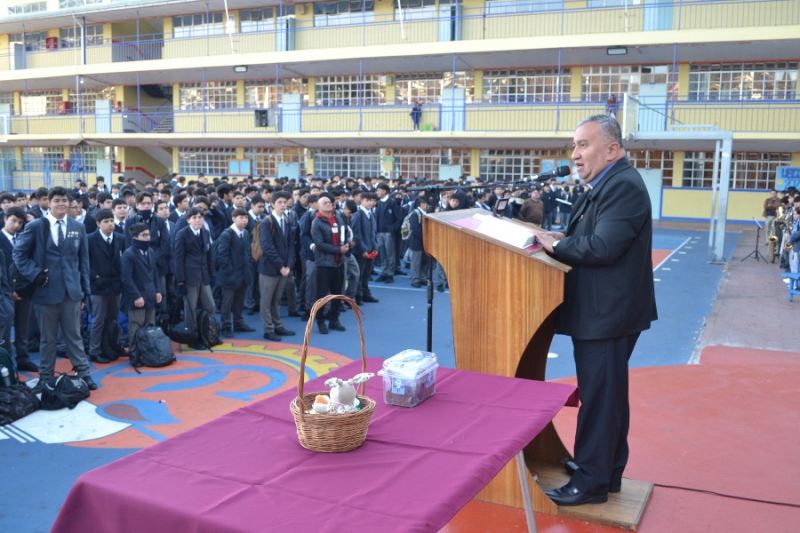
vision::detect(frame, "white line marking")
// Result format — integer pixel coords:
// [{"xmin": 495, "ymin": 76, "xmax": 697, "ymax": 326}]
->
[{"xmin": 654, "ymin": 237, "xmax": 691, "ymax": 271}]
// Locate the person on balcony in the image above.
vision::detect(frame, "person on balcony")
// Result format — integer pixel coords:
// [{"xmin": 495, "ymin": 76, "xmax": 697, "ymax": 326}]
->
[
  {"xmin": 606, "ymin": 95, "xmax": 618, "ymax": 119},
  {"xmin": 410, "ymin": 101, "xmax": 422, "ymax": 131}
]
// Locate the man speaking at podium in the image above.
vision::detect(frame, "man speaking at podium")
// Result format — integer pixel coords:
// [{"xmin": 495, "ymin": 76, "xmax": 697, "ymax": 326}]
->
[{"xmin": 534, "ymin": 115, "xmax": 658, "ymax": 506}]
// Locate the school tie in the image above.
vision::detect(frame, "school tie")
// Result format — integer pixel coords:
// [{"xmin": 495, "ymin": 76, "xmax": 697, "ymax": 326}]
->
[
  {"xmin": 57, "ymin": 220, "xmax": 64, "ymax": 248},
  {"xmin": 12, "ymin": 234, "xmax": 16, "ymax": 246},
  {"xmin": 107, "ymin": 237, "xmax": 112, "ymax": 246}
]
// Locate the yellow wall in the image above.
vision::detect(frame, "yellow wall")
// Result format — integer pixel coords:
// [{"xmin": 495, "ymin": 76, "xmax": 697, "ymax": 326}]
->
[
  {"xmin": 307, "ymin": 77, "xmax": 316, "ymax": 105},
  {"xmin": 570, "ymin": 69, "xmax": 582, "ymax": 102},
  {"xmin": 671, "ymin": 151, "xmax": 684, "ymax": 187},
  {"xmin": 164, "ymin": 17, "xmax": 173, "ymax": 38},
  {"xmin": 672, "ymin": 103, "xmax": 800, "ymax": 134},
  {"xmin": 677, "ymin": 64, "xmax": 690, "ymax": 99},
  {"xmin": 791, "ymin": 153, "xmax": 800, "ymax": 166},
  {"xmin": 661, "ymin": 188, "xmax": 767, "ymax": 221},
  {"xmin": 472, "ymin": 70, "xmax": 483, "ymax": 101},
  {"xmin": 124, "ymin": 147, "xmax": 169, "ymax": 177},
  {"xmin": 470, "ymin": 148, "xmax": 481, "ymax": 177}
]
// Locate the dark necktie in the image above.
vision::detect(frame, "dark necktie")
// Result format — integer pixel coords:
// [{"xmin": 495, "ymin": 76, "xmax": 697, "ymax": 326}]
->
[
  {"xmin": 57, "ymin": 220, "xmax": 64, "ymax": 248},
  {"xmin": 107, "ymin": 237, "xmax": 112, "ymax": 246},
  {"xmin": 12, "ymin": 234, "xmax": 16, "ymax": 246}
]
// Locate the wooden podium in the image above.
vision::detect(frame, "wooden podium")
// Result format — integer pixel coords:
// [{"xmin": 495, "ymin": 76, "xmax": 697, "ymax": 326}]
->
[{"xmin": 424, "ymin": 209, "xmax": 652, "ymax": 531}]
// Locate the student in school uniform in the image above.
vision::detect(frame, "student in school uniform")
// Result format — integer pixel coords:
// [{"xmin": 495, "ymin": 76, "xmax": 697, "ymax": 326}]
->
[
  {"xmin": 87, "ymin": 209, "xmax": 123, "ymax": 363},
  {"xmin": 120, "ymin": 223, "xmax": 162, "ymax": 351},
  {"xmin": 215, "ymin": 209, "xmax": 255, "ymax": 337},
  {"xmin": 173, "ymin": 207, "xmax": 216, "ymax": 336}
]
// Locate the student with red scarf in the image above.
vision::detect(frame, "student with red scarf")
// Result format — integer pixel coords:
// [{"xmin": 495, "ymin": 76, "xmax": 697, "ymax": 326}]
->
[{"xmin": 310, "ymin": 193, "xmax": 350, "ymax": 334}]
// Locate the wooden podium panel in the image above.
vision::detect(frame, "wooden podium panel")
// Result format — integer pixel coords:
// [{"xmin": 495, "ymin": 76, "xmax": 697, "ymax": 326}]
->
[{"xmin": 424, "ymin": 209, "xmax": 651, "ymax": 530}]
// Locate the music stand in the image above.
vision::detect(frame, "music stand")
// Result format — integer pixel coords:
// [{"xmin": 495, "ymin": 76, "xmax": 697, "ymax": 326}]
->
[{"xmin": 742, "ymin": 218, "xmax": 767, "ymax": 262}]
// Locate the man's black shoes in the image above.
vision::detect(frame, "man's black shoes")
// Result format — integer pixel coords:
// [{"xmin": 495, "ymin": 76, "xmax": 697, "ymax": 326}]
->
[
  {"xmin": 362, "ymin": 295, "xmax": 379, "ymax": 303},
  {"xmin": 544, "ymin": 482, "xmax": 607, "ymax": 506},
  {"xmin": 16, "ymin": 360, "xmax": 39, "ymax": 373},
  {"xmin": 375, "ymin": 274, "xmax": 388, "ymax": 282},
  {"xmin": 561, "ymin": 459, "xmax": 621, "ymax": 493},
  {"xmin": 328, "ymin": 321, "xmax": 346, "ymax": 332},
  {"xmin": 274, "ymin": 327, "xmax": 295, "ymax": 336},
  {"xmin": 436, "ymin": 285, "xmax": 445, "ymax": 292},
  {"xmin": 221, "ymin": 328, "xmax": 234, "ymax": 338},
  {"xmin": 383, "ymin": 276, "xmax": 394, "ymax": 284},
  {"xmin": 317, "ymin": 322, "xmax": 329, "ymax": 334},
  {"xmin": 83, "ymin": 376, "xmax": 98, "ymax": 391},
  {"xmin": 31, "ymin": 377, "xmax": 52, "ymax": 394},
  {"xmin": 263, "ymin": 332, "xmax": 282, "ymax": 342},
  {"xmin": 411, "ymin": 282, "xmax": 423, "ymax": 288},
  {"xmin": 234, "ymin": 325, "xmax": 256, "ymax": 333}
]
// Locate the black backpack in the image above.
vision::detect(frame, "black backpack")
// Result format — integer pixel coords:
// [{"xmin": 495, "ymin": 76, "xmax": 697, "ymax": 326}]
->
[
  {"xmin": 0, "ymin": 346, "xmax": 19, "ymax": 387},
  {"xmin": 40, "ymin": 373, "xmax": 90, "ymax": 410},
  {"xmin": 0, "ymin": 383, "xmax": 40, "ymax": 425},
  {"xmin": 167, "ymin": 324, "xmax": 198, "ymax": 345},
  {"xmin": 130, "ymin": 326, "xmax": 176, "ymax": 373},
  {"xmin": 101, "ymin": 321, "xmax": 126, "ymax": 362},
  {"xmin": 196, "ymin": 308, "xmax": 222, "ymax": 350}
]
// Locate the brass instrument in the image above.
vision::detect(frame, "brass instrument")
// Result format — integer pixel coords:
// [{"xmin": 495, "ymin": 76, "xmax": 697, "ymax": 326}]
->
[{"xmin": 775, "ymin": 218, "xmax": 792, "ymax": 251}]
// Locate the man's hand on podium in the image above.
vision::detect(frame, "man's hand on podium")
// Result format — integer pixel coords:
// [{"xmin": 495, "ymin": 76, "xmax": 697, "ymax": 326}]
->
[{"xmin": 533, "ymin": 230, "xmax": 564, "ymax": 254}]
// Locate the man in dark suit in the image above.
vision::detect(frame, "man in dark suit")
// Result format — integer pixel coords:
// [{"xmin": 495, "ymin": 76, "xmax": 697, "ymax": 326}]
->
[
  {"xmin": 374, "ymin": 184, "xmax": 401, "ymax": 284},
  {"xmin": 534, "ymin": 115, "xmax": 657, "ymax": 506},
  {"xmin": 211, "ymin": 184, "xmax": 234, "ymax": 237},
  {"xmin": 173, "ymin": 207, "xmax": 216, "ymax": 335},
  {"xmin": 112, "ymin": 198, "xmax": 128, "ymax": 235},
  {"xmin": 120, "ymin": 223, "xmax": 162, "ymax": 350},
  {"xmin": 87, "ymin": 209, "xmax": 123, "ymax": 363},
  {"xmin": 244, "ymin": 196, "xmax": 266, "ymax": 315},
  {"xmin": 168, "ymin": 193, "xmax": 189, "ymax": 223},
  {"xmin": 350, "ymin": 192, "xmax": 379, "ymax": 305},
  {"xmin": 68, "ymin": 195, "xmax": 97, "ymax": 236},
  {"xmin": 406, "ymin": 196, "xmax": 427, "ymax": 288},
  {"xmin": 258, "ymin": 192, "xmax": 296, "ymax": 342},
  {"xmin": 0, "ymin": 207, "xmax": 37, "ymax": 372},
  {"xmin": 215, "ymin": 209, "xmax": 255, "ymax": 337},
  {"xmin": 13, "ymin": 186, "xmax": 97, "ymax": 392},
  {"xmin": 124, "ymin": 192, "xmax": 170, "ymax": 318}
]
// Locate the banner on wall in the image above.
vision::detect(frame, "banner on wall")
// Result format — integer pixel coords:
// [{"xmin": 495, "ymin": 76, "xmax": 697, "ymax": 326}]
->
[{"xmin": 776, "ymin": 167, "xmax": 800, "ymax": 190}]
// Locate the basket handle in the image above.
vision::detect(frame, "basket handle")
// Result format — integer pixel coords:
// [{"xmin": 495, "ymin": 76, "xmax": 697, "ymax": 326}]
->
[{"xmin": 296, "ymin": 295, "xmax": 367, "ymax": 421}]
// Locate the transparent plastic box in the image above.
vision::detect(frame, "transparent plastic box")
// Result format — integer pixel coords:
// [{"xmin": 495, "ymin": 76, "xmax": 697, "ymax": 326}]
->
[{"xmin": 379, "ymin": 350, "xmax": 439, "ymax": 408}]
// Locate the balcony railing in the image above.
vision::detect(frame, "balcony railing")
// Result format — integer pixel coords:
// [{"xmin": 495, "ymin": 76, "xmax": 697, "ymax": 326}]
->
[
  {"xmin": 1, "ymin": 0, "xmax": 798, "ymax": 71},
  {"xmin": 5, "ymin": 99, "xmax": 800, "ymax": 136}
]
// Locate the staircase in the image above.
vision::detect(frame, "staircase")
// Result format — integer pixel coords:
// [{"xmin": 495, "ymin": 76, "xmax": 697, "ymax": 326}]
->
[{"xmin": 152, "ymin": 116, "xmax": 173, "ymax": 133}]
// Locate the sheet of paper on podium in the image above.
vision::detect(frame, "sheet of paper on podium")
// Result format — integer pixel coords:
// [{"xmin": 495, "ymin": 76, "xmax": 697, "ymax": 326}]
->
[{"xmin": 471, "ymin": 213, "xmax": 537, "ymax": 249}]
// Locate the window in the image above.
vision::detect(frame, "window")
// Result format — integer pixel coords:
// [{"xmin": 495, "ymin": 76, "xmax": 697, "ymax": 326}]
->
[
  {"xmin": 395, "ymin": 72, "xmax": 474, "ymax": 105},
  {"xmin": 59, "ymin": 0, "xmax": 102, "ymax": 8},
  {"xmin": 314, "ymin": 149, "xmax": 380, "ymax": 178},
  {"xmin": 245, "ymin": 78, "xmax": 309, "ymax": 108},
  {"xmin": 627, "ymin": 149, "xmax": 673, "ymax": 187},
  {"xmin": 8, "ymin": 1, "xmax": 46, "ymax": 14},
  {"xmin": 70, "ymin": 146, "xmax": 104, "ymax": 172},
  {"xmin": 316, "ymin": 75, "xmax": 386, "ymax": 106},
  {"xmin": 0, "ymin": 93, "xmax": 14, "ymax": 115},
  {"xmin": 240, "ymin": 6, "xmax": 295, "ymax": 32},
  {"xmin": 179, "ymin": 81, "xmax": 237, "ymax": 110},
  {"xmin": 60, "ymin": 24, "xmax": 104, "ymax": 48},
  {"xmin": 173, "ymin": 12, "xmax": 225, "ymax": 38},
  {"xmin": 483, "ymin": 68, "xmax": 571, "ymax": 103},
  {"xmin": 244, "ymin": 147, "xmax": 306, "ymax": 177},
  {"xmin": 8, "ymin": 31, "xmax": 49, "ymax": 51},
  {"xmin": 393, "ymin": 148, "xmax": 471, "ymax": 181},
  {"xmin": 688, "ymin": 62, "xmax": 798, "ymax": 101},
  {"xmin": 178, "ymin": 147, "xmax": 236, "ymax": 175},
  {"xmin": 479, "ymin": 149, "xmax": 567, "ymax": 181},
  {"xmin": 68, "ymin": 87, "xmax": 116, "ymax": 114},
  {"xmin": 394, "ymin": 0, "xmax": 436, "ymax": 21},
  {"xmin": 682, "ymin": 151, "xmax": 790, "ymax": 189},
  {"xmin": 20, "ymin": 90, "xmax": 62, "ymax": 115},
  {"xmin": 486, "ymin": 0, "xmax": 564, "ymax": 15},
  {"xmin": 314, "ymin": 0, "xmax": 375, "ymax": 27},
  {"xmin": 582, "ymin": 65, "xmax": 670, "ymax": 101},
  {"xmin": 21, "ymin": 146, "xmax": 64, "ymax": 172}
]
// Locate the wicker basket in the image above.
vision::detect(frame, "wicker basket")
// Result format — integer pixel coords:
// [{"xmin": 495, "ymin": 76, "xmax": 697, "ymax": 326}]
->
[{"xmin": 290, "ymin": 294, "xmax": 376, "ymax": 453}]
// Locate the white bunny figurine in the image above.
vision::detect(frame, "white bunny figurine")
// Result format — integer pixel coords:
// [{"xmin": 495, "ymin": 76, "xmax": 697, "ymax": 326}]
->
[{"xmin": 324, "ymin": 372, "xmax": 374, "ymax": 407}]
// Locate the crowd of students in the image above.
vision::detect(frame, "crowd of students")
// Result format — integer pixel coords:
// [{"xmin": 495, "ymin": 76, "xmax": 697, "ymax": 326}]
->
[{"xmin": 0, "ymin": 172, "xmax": 578, "ymax": 395}]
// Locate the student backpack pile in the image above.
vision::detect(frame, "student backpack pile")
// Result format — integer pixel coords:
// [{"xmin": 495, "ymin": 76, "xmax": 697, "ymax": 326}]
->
[
  {"xmin": 130, "ymin": 326, "xmax": 176, "ymax": 373},
  {"xmin": 0, "ymin": 347, "xmax": 40, "ymax": 425},
  {"xmin": 196, "ymin": 308, "xmax": 222, "ymax": 350}
]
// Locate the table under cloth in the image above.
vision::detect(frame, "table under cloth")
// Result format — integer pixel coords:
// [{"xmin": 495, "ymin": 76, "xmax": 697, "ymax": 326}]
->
[{"xmin": 52, "ymin": 357, "xmax": 578, "ymax": 533}]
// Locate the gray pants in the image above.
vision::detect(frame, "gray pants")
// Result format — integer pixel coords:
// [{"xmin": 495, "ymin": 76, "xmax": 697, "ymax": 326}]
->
[
  {"xmin": 221, "ymin": 283, "xmax": 248, "ymax": 330},
  {"xmin": 259, "ymin": 274, "xmax": 287, "ymax": 334},
  {"xmin": 2, "ymin": 296, "xmax": 32, "ymax": 364},
  {"xmin": 344, "ymin": 254, "xmax": 360, "ymax": 299},
  {"xmin": 377, "ymin": 232, "xmax": 395, "ymax": 277},
  {"xmin": 127, "ymin": 307, "xmax": 155, "ymax": 350},
  {"xmin": 434, "ymin": 260, "xmax": 447, "ymax": 288},
  {"xmin": 34, "ymin": 299, "xmax": 90, "ymax": 379},
  {"xmin": 304, "ymin": 259, "xmax": 317, "ymax": 311},
  {"xmin": 185, "ymin": 284, "xmax": 215, "ymax": 332},
  {"xmin": 282, "ymin": 271, "xmax": 298, "ymax": 314},
  {"xmin": 89, "ymin": 294, "xmax": 120, "ymax": 358},
  {"xmin": 409, "ymin": 249, "xmax": 427, "ymax": 284}
]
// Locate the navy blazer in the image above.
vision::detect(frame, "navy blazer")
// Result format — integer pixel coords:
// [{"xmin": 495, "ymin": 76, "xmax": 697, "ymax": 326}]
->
[
  {"xmin": 0, "ymin": 233, "xmax": 15, "ymax": 282},
  {"xmin": 13, "ymin": 216, "xmax": 90, "ymax": 305},
  {"xmin": 0, "ymin": 249, "xmax": 14, "ymax": 326},
  {"xmin": 350, "ymin": 209, "xmax": 377, "ymax": 256},
  {"xmin": 120, "ymin": 247, "xmax": 161, "ymax": 311},
  {"xmin": 258, "ymin": 215, "xmax": 295, "ymax": 277},
  {"xmin": 407, "ymin": 208, "xmax": 425, "ymax": 252},
  {"xmin": 88, "ymin": 230, "xmax": 123, "ymax": 295},
  {"xmin": 174, "ymin": 215, "xmax": 217, "ymax": 242},
  {"xmin": 298, "ymin": 210, "xmax": 316, "ymax": 262},
  {"xmin": 211, "ymin": 200, "xmax": 233, "ymax": 237},
  {"xmin": 173, "ymin": 225, "xmax": 215, "ymax": 286},
  {"xmin": 552, "ymin": 157, "xmax": 658, "ymax": 340},
  {"xmin": 375, "ymin": 197, "xmax": 401, "ymax": 234},
  {"xmin": 215, "ymin": 227, "xmax": 253, "ymax": 290},
  {"xmin": 123, "ymin": 214, "xmax": 170, "ymax": 276}
]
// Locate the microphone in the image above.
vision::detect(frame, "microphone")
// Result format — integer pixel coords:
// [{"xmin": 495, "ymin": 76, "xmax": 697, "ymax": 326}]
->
[{"xmin": 524, "ymin": 165, "xmax": 571, "ymax": 182}]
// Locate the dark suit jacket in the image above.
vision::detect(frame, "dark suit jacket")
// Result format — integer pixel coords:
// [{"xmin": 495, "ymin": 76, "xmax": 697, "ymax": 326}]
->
[
  {"xmin": 173, "ymin": 226, "xmax": 214, "ymax": 286},
  {"xmin": 0, "ymin": 249, "xmax": 14, "ymax": 326},
  {"xmin": 82, "ymin": 213, "xmax": 97, "ymax": 236},
  {"xmin": 174, "ymin": 215, "xmax": 217, "ymax": 242},
  {"xmin": 211, "ymin": 200, "xmax": 233, "ymax": 237},
  {"xmin": 88, "ymin": 230, "xmax": 123, "ymax": 295},
  {"xmin": 13, "ymin": 216, "xmax": 90, "ymax": 305},
  {"xmin": 120, "ymin": 247, "xmax": 161, "ymax": 311},
  {"xmin": 551, "ymin": 157, "xmax": 658, "ymax": 340},
  {"xmin": 215, "ymin": 227, "xmax": 253, "ymax": 290},
  {"xmin": 350, "ymin": 209, "xmax": 377, "ymax": 256},
  {"xmin": 407, "ymin": 208, "xmax": 425, "ymax": 252},
  {"xmin": 258, "ymin": 215, "xmax": 294, "ymax": 277},
  {"xmin": 123, "ymin": 214, "xmax": 170, "ymax": 276},
  {"xmin": 0, "ymin": 233, "xmax": 16, "ymax": 282},
  {"xmin": 375, "ymin": 197, "xmax": 401, "ymax": 234}
]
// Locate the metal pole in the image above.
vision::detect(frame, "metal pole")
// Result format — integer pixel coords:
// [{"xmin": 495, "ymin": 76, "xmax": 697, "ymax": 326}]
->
[
  {"xmin": 82, "ymin": 16, "xmax": 87, "ymax": 65},
  {"xmin": 137, "ymin": 71, "xmax": 141, "ymax": 132},
  {"xmin": 713, "ymin": 137, "xmax": 732, "ymax": 263},
  {"xmin": 668, "ymin": 43, "xmax": 677, "ymax": 130},
  {"xmin": 707, "ymin": 140, "xmax": 721, "ymax": 262},
  {"xmin": 556, "ymin": 48, "xmax": 562, "ymax": 132},
  {"xmin": 359, "ymin": 58, "xmax": 363, "ymax": 131},
  {"xmin": 203, "ymin": 68, "xmax": 207, "ymax": 133}
]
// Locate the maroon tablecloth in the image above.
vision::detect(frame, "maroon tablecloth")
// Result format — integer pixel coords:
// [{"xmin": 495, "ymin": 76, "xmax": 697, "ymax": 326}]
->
[{"xmin": 52, "ymin": 357, "xmax": 577, "ymax": 533}]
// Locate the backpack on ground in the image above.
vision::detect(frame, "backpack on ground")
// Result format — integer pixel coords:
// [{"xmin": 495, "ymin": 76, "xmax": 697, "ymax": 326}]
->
[
  {"xmin": 40, "ymin": 373, "xmax": 90, "ymax": 411},
  {"xmin": 130, "ymin": 326, "xmax": 176, "ymax": 374},
  {"xmin": 100, "ymin": 321, "xmax": 126, "ymax": 362},
  {"xmin": 0, "ymin": 383, "xmax": 40, "ymax": 424},
  {"xmin": 195, "ymin": 308, "xmax": 222, "ymax": 350},
  {"xmin": 400, "ymin": 211, "xmax": 420, "ymax": 240},
  {"xmin": 168, "ymin": 323, "xmax": 198, "ymax": 345},
  {"xmin": 250, "ymin": 216, "xmax": 274, "ymax": 263},
  {"xmin": 0, "ymin": 346, "xmax": 19, "ymax": 387}
]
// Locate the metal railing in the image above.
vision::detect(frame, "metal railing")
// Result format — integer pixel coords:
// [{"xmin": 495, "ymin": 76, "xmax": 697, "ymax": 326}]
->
[
  {"xmin": 5, "ymin": 99, "xmax": 800, "ymax": 136},
  {"xmin": 1, "ymin": 0, "xmax": 798, "ymax": 70}
]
